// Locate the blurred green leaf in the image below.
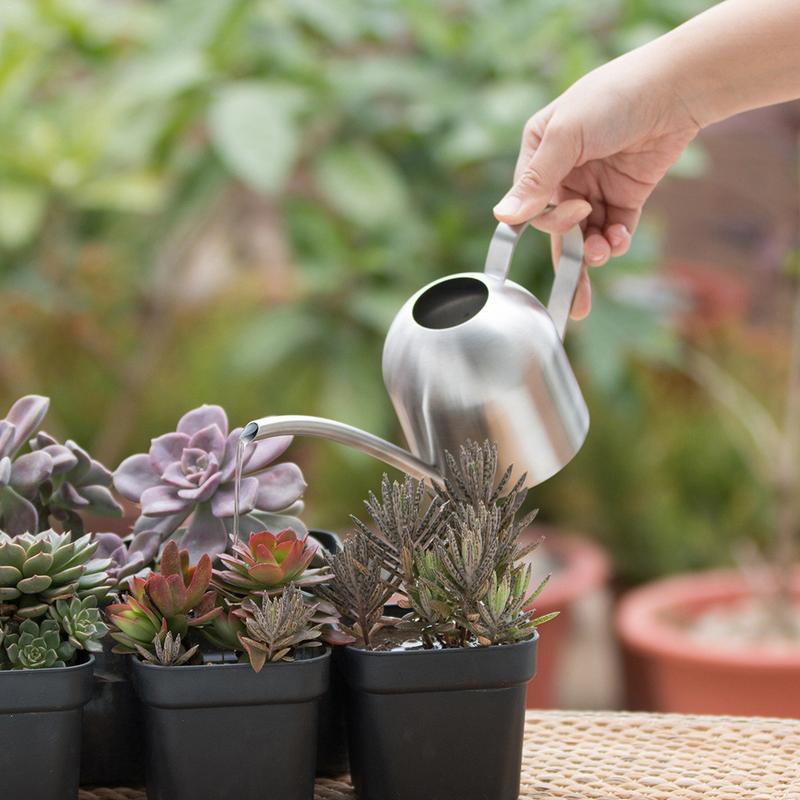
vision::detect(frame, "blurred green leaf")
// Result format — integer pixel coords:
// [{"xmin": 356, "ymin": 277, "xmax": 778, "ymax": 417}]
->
[
  {"xmin": 208, "ymin": 82, "xmax": 304, "ymax": 195},
  {"xmin": 313, "ymin": 144, "xmax": 409, "ymax": 228},
  {"xmin": 0, "ymin": 183, "xmax": 46, "ymax": 248}
]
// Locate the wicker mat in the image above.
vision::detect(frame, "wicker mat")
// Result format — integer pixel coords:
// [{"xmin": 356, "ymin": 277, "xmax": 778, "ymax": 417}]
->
[{"xmin": 79, "ymin": 710, "xmax": 800, "ymax": 800}]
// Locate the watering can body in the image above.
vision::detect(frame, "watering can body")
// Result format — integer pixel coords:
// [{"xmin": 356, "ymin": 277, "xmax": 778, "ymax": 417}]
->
[{"xmin": 243, "ymin": 216, "xmax": 589, "ymax": 488}]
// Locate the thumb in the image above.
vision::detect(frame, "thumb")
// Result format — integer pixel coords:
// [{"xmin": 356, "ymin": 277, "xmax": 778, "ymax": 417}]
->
[{"xmin": 494, "ymin": 122, "xmax": 579, "ymax": 224}]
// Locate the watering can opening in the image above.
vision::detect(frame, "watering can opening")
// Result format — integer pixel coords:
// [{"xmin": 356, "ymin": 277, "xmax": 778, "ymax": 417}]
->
[{"xmin": 412, "ymin": 277, "xmax": 489, "ymax": 330}]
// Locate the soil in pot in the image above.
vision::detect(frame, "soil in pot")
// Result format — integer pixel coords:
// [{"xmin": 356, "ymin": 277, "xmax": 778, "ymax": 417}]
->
[
  {"xmin": 617, "ymin": 570, "xmax": 800, "ymax": 716},
  {"xmin": 0, "ymin": 655, "xmax": 93, "ymax": 800},
  {"xmin": 132, "ymin": 648, "xmax": 330, "ymax": 800},
  {"xmin": 342, "ymin": 635, "xmax": 537, "ymax": 800}
]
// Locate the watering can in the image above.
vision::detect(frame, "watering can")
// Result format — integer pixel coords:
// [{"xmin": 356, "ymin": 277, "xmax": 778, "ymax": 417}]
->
[{"xmin": 242, "ymin": 211, "xmax": 589, "ymax": 488}]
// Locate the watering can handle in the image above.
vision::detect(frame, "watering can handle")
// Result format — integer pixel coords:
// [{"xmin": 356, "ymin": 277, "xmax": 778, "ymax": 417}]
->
[{"xmin": 483, "ymin": 204, "xmax": 584, "ymax": 340}]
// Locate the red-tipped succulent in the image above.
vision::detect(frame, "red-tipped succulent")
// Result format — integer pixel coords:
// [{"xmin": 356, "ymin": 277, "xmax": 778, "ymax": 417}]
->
[
  {"xmin": 106, "ymin": 540, "xmax": 220, "ymax": 655},
  {"xmin": 213, "ymin": 529, "xmax": 328, "ymax": 601}
]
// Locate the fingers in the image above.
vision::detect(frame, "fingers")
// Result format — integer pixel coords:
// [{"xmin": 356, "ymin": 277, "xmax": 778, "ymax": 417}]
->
[
  {"xmin": 571, "ymin": 269, "xmax": 592, "ymax": 320},
  {"xmin": 494, "ymin": 120, "xmax": 580, "ymax": 224},
  {"xmin": 529, "ymin": 198, "xmax": 592, "ymax": 234},
  {"xmin": 584, "ymin": 227, "xmax": 611, "ymax": 267},
  {"xmin": 605, "ymin": 223, "xmax": 631, "ymax": 256}
]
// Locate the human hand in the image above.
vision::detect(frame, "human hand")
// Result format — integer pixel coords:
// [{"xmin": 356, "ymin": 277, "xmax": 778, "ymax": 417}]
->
[{"xmin": 495, "ymin": 52, "xmax": 700, "ymax": 318}]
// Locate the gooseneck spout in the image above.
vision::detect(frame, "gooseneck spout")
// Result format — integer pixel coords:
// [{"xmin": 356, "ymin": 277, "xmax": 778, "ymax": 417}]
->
[{"xmin": 241, "ymin": 415, "xmax": 441, "ymax": 484}]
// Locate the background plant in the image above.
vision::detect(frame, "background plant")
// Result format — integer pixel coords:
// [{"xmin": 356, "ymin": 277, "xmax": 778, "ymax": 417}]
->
[{"xmin": 0, "ymin": 0, "xmax": 749, "ymax": 593}]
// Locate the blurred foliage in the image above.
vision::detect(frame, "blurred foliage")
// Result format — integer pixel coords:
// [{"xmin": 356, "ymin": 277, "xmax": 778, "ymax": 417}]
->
[{"xmin": 0, "ymin": 0, "xmax": 766, "ymax": 585}]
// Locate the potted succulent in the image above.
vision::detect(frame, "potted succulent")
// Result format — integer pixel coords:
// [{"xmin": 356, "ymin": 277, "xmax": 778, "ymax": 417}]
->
[
  {"xmin": 0, "ymin": 529, "xmax": 110, "ymax": 800},
  {"xmin": 106, "ymin": 531, "xmax": 335, "ymax": 800},
  {"xmin": 317, "ymin": 441, "xmax": 557, "ymax": 800},
  {"xmin": 74, "ymin": 401, "xmax": 312, "ymax": 785},
  {"xmin": 0, "ymin": 393, "xmax": 141, "ymax": 786}
]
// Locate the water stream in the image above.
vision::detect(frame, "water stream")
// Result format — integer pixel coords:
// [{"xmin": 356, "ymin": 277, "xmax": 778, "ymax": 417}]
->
[{"xmin": 232, "ymin": 436, "xmax": 246, "ymax": 543}]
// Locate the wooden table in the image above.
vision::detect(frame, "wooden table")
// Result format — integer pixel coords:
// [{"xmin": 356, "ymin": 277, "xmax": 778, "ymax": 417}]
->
[{"xmin": 79, "ymin": 710, "xmax": 800, "ymax": 799}]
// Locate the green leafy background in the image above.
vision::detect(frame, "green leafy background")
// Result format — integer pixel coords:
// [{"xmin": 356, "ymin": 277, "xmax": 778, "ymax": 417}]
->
[{"xmin": 0, "ymin": 0, "xmax": 776, "ymax": 583}]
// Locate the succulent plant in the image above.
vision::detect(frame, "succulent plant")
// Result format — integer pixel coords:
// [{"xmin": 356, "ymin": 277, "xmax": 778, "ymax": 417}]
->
[
  {"xmin": 237, "ymin": 586, "xmax": 322, "ymax": 671},
  {"xmin": 113, "ymin": 404, "xmax": 307, "ymax": 562},
  {"xmin": 92, "ymin": 530, "xmax": 160, "ymax": 588},
  {"xmin": 469, "ymin": 568, "xmax": 558, "ymax": 646},
  {"xmin": 202, "ymin": 599, "xmax": 246, "ymax": 651},
  {"xmin": 48, "ymin": 596, "xmax": 108, "ymax": 657},
  {"xmin": 323, "ymin": 441, "xmax": 558, "ymax": 650},
  {"xmin": 0, "ymin": 395, "xmax": 122, "ymax": 536},
  {"xmin": 213, "ymin": 529, "xmax": 328, "ymax": 601},
  {"xmin": 3, "ymin": 618, "xmax": 71, "ymax": 669},
  {"xmin": 315, "ymin": 534, "xmax": 397, "ymax": 648},
  {"xmin": 28, "ymin": 432, "xmax": 123, "ymax": 534},
  {"xmin": 0, "ymin": 529, "xmax": 112, "ymax": 620},
  {"xmin": 352, "ymin": 474, "xmax": 446, "ymax": 592},
  {"xmin": 106, "ymin": 540, "xmax": 220, "ymax": 656},
  {"xmin": 135, "ymin": 621, "xmax": 199, "ymax": 666}
]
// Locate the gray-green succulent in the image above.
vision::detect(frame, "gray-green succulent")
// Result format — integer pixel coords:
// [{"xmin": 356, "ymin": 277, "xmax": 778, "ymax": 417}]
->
[
  {"xmin": 0, "ymin": 529, "xmax": 112, "ymax": 620},
  {"xmin": 135, "ymin": 625, "xmax": 199, "ymax": 667},
  {"xmin": 3, "ymin": 618, "xmax": 72, "ymax": 669},
  {"xmin": 48, "ymin": 596, "xmax": 108, "ymax": 656}
]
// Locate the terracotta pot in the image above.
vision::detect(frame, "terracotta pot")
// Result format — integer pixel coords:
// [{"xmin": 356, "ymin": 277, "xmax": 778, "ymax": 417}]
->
[
  {"xmin": 617, "ymin": 570, "xmax": 800, "ymax": 717},
  {"xmin": 519, "ymin": 528, "xmax": 609, "ymax": 708}
]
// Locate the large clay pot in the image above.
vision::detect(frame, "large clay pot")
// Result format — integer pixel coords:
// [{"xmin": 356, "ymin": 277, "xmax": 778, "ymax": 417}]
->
[
  {"xmin": 617, "ymin": 570, "xmax": 800, "ymax": 717},
  {"xmin": 520, "ymin": 528, "xmax": 609, "ymax": 708}
]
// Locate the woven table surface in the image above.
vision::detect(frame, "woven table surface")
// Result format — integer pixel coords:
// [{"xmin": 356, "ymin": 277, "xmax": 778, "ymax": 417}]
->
[{"xmin": 79, "ymin": 709, "xmax": 800, "ymax": 800}]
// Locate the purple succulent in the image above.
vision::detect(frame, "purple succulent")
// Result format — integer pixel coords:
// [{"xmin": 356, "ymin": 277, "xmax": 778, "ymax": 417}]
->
[
  {"xmin": 114, "ymin": 405, "xmax": 306, "ymax": 563},
  {"xmin": 93, "ymin": 531, "xmax": 161, "ymax": 588},
  {"xmin": 0, "ymin": 395, "xmax": 122, "ymax": 536}
]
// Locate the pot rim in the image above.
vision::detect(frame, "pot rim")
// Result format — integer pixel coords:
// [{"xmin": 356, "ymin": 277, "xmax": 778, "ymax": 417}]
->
[
  {"xmin": 0, "ymin": 652, "xmax": 94, "ymax": 677},
  {"xmin": 130, "ymin": 646, "xmax": 330, "ymax": 675},
  {"xmin": 617, "ymin": 569, "xmax": 800, "ymax": 669}
]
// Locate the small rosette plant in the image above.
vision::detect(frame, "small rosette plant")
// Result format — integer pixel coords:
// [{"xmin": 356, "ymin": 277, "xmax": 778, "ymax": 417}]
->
[
  {"xmin": 0, "ymin": 530, "xmax": 111, "ymax": 670},
  {"xmin": 213, "ymin": 529, "xmax": 328, "ymax": 601},
  {"xmin": 106, "ymin": 540, "xmax": 220, "ymax": 663},
  {"xmin": 0, "ymin": 395, "xmax": 122, "ymax": 536},
  {"xmin": 113, "ymin": 404, "xmax": 307, "ymax": 562}
]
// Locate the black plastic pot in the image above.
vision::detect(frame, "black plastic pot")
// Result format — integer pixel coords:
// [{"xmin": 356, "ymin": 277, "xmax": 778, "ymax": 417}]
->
[
  {"xmin": 0, "ymin": 655, "xmax": 94, "ymax": 800},
  {"xmin": 343, "ymin": 635, "xmax": 537, "ymax": 800},
  {"xmin": 80, "ymin": 639, "xmax": 145, "ymax": 786},
  {"xmin": 132, "ymin": 648, "xmax": 330, "ymax": 800},
  {"xmin": 308, "ymin": 528, "xmax": 350, "ymax": 776}
]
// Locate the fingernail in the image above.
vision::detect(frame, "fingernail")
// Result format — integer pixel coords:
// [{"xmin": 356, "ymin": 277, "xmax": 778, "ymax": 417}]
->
[
  {"xmin": 608, "ymin": 226, "xmax": 630, "ymax": 247},
  {"xmin": 588, "ymin": 252, "xmax": 605, "ymax": 264},
  {"xmin": 493, "ymin": 195, "xmax": 521, "ymax": 217}
]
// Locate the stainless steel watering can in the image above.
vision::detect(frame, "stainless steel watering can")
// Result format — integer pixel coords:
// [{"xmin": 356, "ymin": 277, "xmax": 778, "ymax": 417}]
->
[{"xmin": 242, "ymin": 212, "xmax": 589, "ymax": 488}]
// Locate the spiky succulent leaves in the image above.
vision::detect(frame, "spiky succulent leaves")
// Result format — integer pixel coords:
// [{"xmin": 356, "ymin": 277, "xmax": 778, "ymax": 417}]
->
[
  {"xmin": 106, "ymin": 541, "xmax": 221, "ymax": 655},
  {"xmin": 315, "ymin": 535, "xmax": 395, "ymax": 648},
  {"xmin": 439, "ymin": 440, "xmax": 536, "ymax": 536},
  {"xmin": 353, "ymin": 474, "xmax": 446, "ymax": 591},
  {"xmin": 213, "ymin": 529, "xmax": 328, "ymax": 602},
  {"xmin": 4, "ymin": 618, "xmax": 72, "ymax": 669},
  {"xmin": 469, "ymin": 565, "xmax": 559, "ymax": 646},
  {"xmin": 403, "ymin": 550, "xmax": 458, "ymax": 646},
  {"xmin": 135, "ymin": 621, "xmax": 199, "ymax": 666},
  {"xmin": 49, "ymin": 595, "xmax": 108, "ymax": 656},
  {"xmin": 0, "ymin": 530, "xmax": 111, "ymax": 620},
  {"xmin": 238, "ymin": 586, "xmax": 322, "ymax": 672}
]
